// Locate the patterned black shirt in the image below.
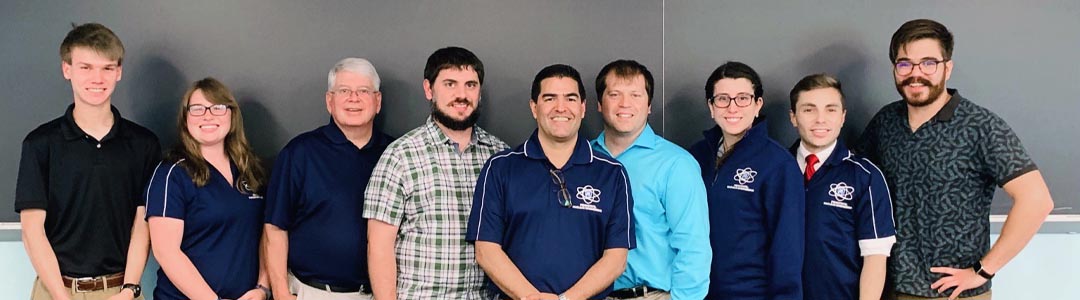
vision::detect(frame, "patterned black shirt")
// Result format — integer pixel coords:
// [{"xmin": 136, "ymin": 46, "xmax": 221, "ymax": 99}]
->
[{"xmin": 855, "ymin": 89, "xmax": 1037, "ymax": 298}]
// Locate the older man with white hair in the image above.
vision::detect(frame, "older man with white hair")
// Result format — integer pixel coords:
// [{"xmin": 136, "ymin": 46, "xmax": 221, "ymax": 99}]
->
[{"xmin": 263, "ymin": 58, "xmax": 395, "ymax": 300}]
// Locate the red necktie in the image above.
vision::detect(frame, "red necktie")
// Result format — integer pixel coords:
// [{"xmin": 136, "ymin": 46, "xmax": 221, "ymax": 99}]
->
[{"xmin": 805, "ymin": 154, "xmax": 819, "ymax": 183}]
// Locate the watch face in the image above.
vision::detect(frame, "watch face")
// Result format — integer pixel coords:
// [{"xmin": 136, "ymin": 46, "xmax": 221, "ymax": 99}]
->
[{"xmin": 123, "ymin": 284, "xmax": 141, "ymax": 297}]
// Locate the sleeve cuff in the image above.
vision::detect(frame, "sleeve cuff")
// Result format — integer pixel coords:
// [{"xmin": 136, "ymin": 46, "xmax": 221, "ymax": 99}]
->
[
  {"xmin": 362, "ymin": 209, "xmax": 402, "ymax": 227},
  {"xmin": 859, "ymin": 236, "xmax": 896, "ymax": 257},
  {"xmin": 14, "ymin": 201, "xmax": 47, "ymax": 213}
]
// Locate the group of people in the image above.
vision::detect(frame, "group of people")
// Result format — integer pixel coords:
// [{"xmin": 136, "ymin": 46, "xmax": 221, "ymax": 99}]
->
[{"xmin": 15, "ymin": 18, "xmax": 1053, "ymax": 300}]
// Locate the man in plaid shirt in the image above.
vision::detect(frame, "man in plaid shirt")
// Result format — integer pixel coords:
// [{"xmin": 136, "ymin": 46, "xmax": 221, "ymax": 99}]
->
[{"xmin": 364, "ymin": 46, "xmax": 509, "ymax": 299}]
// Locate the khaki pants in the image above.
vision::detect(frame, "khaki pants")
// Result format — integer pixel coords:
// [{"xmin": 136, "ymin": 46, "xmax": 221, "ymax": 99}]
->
[
  {"xmin": 893, "ymin": 290, "xmax": 992, "ymax": 300},
  {"xmin": 289, "ymin": 274, "xmax": 373, "ymax": 300},
  {"xmin": 30, "ymin": 277, "xmax": 145, "ymax": 300},
  {"xmin": 605, "ymin": 290, "xmax": 671, "ymax": 300}
]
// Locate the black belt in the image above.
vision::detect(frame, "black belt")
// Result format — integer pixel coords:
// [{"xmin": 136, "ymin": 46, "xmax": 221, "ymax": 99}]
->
[
  {"xmin": 295, "ymin": 275, "xmax": 372, "ymax": 294},
  {"xmin": 608, "ymin": 286, "xmax": 666, "ymax": 299}
]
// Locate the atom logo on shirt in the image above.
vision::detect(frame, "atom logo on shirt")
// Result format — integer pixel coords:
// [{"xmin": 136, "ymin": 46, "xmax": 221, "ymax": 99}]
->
[
  {"xmin": 242, "ymin": 180, "xmax": 263, "ymax": 199},
  {"xmin": 570, "ymin": 185, "xmax": 603, "ymax": 213},
  {"xmin": 734, "ymin": 167, "xmax": 757, "ymax": 185},
  {"xmin": 577, "ymin": 185, "xmax": 602, "ymax": 204},
  {"xmin": 829, "ymin": 182, "xmax": 855, "ymax": 201},
  {"xmin": 824, "ymin": 182, "xmax": 855, "ymax": 210},
  {"xmin": 726, "ymin": 167, "xmax": 758, "ymax": 192}
]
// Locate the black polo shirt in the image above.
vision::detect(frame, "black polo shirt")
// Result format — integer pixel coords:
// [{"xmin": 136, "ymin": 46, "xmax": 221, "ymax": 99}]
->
[
  {"xmin": 15, "ymin": 104, "xmax": 161, "ymax": 277},
  {"xmin": 856, "ymin": 89, "xmax": 1037, "ymax": 298}
]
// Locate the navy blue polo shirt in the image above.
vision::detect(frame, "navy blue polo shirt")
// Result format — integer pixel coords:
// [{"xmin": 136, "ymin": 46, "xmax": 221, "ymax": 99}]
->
[
  {"xmin": 264, "ymin": 122, "xmax": 393, "ymax": 287},
  {"xmin": 793, "ymin": 140, "xmax": 895, "ymax": 300},
  {"xmin": 466, "ymin": 131, "xmax": 635, "ymax": 299},
  {"xmin": 689, "ymin": 121, "xmax": 805, "ymax": 300},
  {"xmin": 145, "ymin": 159, "xmax": 264, "ymax": 300}
]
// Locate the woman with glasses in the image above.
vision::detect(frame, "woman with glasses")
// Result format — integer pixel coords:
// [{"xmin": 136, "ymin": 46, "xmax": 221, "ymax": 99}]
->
[
  {"xmin": 144, "ymin": 77, "xmax": 270, "ymax": 300},
  {"xmin": 689, "ymin": 62, "xmax": 806, "ymax": 300}
]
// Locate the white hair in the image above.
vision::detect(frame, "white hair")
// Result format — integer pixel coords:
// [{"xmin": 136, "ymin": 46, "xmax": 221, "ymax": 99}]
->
[{"xmin": 327, "ymin": 57, "xmax": 381, "ymax": 91}]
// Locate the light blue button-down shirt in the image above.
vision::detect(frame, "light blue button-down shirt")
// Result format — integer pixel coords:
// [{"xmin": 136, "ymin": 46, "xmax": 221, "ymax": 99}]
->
[{"xmin": 591, "ymin": 124, "xmax": 711, "ymax": 300}]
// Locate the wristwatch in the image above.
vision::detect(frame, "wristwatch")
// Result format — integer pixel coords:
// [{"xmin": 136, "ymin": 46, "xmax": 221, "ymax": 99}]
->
[
  {"xmin": 120, "ymin": 283, "xmax": 141, "ymax": 298},
  {"xmin": 558, "ymin": 294, "xmax": 569, "ymax": 300},
  {"xmin": 972, "ymin": 261, "xmax": 995, "ymax": 280},
  {"xmin": 256, "ymin": 284, "xmax": 272, "ymax": 300}
]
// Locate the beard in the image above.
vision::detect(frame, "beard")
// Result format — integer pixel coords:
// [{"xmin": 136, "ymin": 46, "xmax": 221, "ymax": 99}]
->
[
  {"xmin": 896, "ymin": 76, "xmax": 946, "ymax": 107},
  {"xmin": 431, "ymin": 98, "xmax": 481, "ymax": 131}
]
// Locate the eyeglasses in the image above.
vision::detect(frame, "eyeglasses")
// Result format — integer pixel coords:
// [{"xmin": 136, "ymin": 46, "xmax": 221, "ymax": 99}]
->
[
  {"xmin": 549, "ymin": 169, "xmax": 572, "ymax": 208},
  {"xmin": 187, "ymin": 104, "xmax": 231, "ymax": 116},
  {"xmin": 894, "ymin": 59, "xmax": 949, "ymax": 76},
  {"xmin": 332, "ymin": 87, "xmax": 377, "ymax": 98},
  {"xmin": 708, "ymin": 93, "xmax": 756, "ymax": 108}
]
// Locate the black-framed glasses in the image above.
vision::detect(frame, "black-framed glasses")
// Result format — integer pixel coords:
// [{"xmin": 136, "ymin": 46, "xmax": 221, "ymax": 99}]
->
[
  {"xmin": 894, "ymin": 59, "xmax": 949, "ymax": 76},
  {"xmin": 187, "ymin": 104, "xmax": 231, "ymax": 116},
  {"xmin": 708, "ymin": 93, "xmax": 756, "ymax": 108},
  {"xmin": 548, "ymin": 169, "xmax": 572, "ymax": 208},
  {"xmin": 332, "ymin": 87, "xmax": 377, "ymax": 98}
]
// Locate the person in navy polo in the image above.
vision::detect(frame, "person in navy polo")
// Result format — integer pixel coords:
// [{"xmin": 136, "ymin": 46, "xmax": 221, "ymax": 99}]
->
[
  {"xmin": 466, "ymin": 64, "xmax": 634, "ymax": 300},
  {"xmin": 787, "ymin": 74, "xmax": 896, "ymax": 300},
  {"xmin": 263, "ymin": 58, "xmax": 393, "ymax": 300},
  {"xmin": 145, "ymin": 78, "xmax": 269, "ymax": 300},
  {"xmin": 689, "ymin": 61, "xmax": 805, "ymax": 300}
]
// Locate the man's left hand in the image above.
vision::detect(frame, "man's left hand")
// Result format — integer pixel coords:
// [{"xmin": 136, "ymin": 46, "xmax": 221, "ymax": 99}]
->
[
  {"xmin": 237, "ymin": 288, "xmax": 268, "ymax": 300},
  {"xmin": 930, "ymin": 266, "xmax": 988, "ymax": 300},
  {"xmin": 521, "ymin": 292, "xmax": 561, "ymax": 300},
  {"xmin": 107, "ymin": 288, "xmax": 135, "ymax": 300}
]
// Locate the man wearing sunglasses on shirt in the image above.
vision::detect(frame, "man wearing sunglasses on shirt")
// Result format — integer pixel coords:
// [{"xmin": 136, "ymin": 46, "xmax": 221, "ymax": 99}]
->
[
  {"xmin": 466, "ymin": 64, "xmax": 635, "ymax": 300},
  {"xmin": 856, "ymin": 19, "xmax": 1053, "ymax": 300}
]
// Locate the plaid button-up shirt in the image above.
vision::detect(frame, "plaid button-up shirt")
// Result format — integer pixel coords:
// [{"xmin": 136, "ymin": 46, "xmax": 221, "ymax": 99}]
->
[{"xmin": 364, "ymin": 117, "xmax": 508, "ymax": 299}]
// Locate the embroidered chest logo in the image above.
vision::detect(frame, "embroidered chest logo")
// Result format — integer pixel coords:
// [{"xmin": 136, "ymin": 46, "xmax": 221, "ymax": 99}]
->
[
  {"xmin": 823, "ymin": 182, "xmax": 854, "ymax": 209},
  {"xmin": 726, "ymin": 167, "xmax": 757, "ymax": 192},
  {"xmin": 242, "ymin": 181, "xmax": 263, "ymax": 200},
  {"xmin": 571, "ymin": 185, "xmax": 603, "ymax": 213}
]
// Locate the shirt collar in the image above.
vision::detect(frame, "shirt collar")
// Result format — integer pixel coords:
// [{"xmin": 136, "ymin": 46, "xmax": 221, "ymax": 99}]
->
[
  {"xmin": 702, "ymin": 118, "xmax": 769, "ymax": 151},
  {"xmin": 925, "ymin": 88, "xmax": 963, "ymax": 122},
  {"xmin": 590, "ymin": 124, "xmax": 658, "ymax": 155},
  {"xmin": 60, "ymin": 103, "xmax": 127, "ymax": 141},
  {"xmin": 796, "ymin": 139, "xmax": 846, "ymax": 167},
  {"xmin": 524, "ymin": 130, "xmax": 594, "ymax": 167},
  {"xmin": 320, "ymin": 120, "xmax": 387, "ymax": 150},
  {"xmin": 423, "ymin": 116, "xmax": 497, "ymax": 147}
]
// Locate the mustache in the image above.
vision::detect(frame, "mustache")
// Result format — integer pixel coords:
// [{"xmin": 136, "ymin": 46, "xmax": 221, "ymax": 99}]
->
[
  {"xmin": 448, "ymin": 98, "xmax": 472, "ymax": 106},
  {"xmin": 901, "ymin": 77, "xmax": 933, "ymax": 87}
]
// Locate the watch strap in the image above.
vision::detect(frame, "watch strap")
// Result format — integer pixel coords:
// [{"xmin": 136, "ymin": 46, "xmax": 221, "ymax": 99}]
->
[
  {"xmin": 973, "ymin": 261, "xmax": 995, "ymax": 280},
  {"xmin": 120, "ymin": 283, "xmax": 141, "ymax": 298}
]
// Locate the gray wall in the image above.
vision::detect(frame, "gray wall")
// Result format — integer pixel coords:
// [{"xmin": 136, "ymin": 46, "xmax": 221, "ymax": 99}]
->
[
  {"xmin": 662, "ymin": 0, "xmax": 1079, "ymax": 219},
  {"xmin": 0, "ymin": 0, "xmax": 663, "ymax": 222},
  {"xmin": 3, "ymin": 1, "xmax": 1077, "ymax": 230}
]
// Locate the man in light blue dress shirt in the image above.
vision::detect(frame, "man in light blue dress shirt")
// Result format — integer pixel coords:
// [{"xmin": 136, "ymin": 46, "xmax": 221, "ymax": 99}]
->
[{"xmin": 591, "ymin": 60, "xmax": 712, "ymax": 300}]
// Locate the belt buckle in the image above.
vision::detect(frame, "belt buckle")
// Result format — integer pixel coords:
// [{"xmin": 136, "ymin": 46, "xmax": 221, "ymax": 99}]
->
[
  {"xmin": 633, "ymin": 286, "xmax": 650, "ymax": 296},
  {"xmin": 72, "ymin": 277, "xmax": 95, "ymax": 293}
]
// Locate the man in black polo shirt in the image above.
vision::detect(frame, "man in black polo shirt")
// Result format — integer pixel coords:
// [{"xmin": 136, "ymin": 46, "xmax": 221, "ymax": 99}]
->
[
  {"xmin": 15, "ymin": 23, "xmax": 160, "ymax": 300},
  {"xmin": 857, "ymin": 19, "xmax": 1054, "ymax": 300}
]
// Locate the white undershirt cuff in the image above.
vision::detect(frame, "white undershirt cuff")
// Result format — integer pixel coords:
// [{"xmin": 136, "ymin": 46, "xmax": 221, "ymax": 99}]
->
[{"xmin": 859, "ymin": 235, "xmax": 896, "ymax": 257}]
